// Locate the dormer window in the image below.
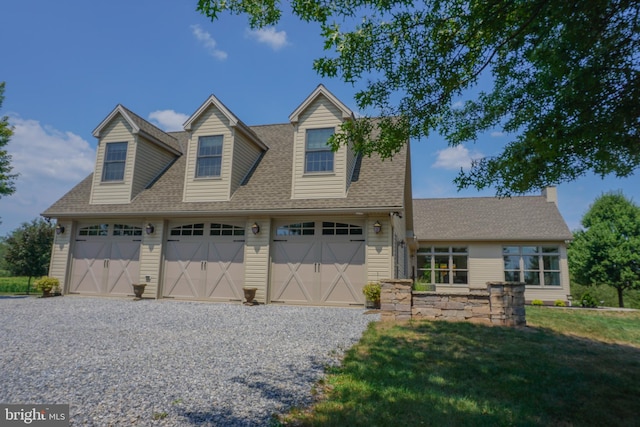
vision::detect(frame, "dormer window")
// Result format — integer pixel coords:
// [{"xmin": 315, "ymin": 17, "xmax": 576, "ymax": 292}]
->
[
  {"xmin": 196, "ymin": 135, "xmax": 223, "ymax": 178},
  {"xmin": 102, "ymin": 142, "xmax": 128, "ymax": 181},
  {"xmin": 305, "ymin": 128, "xmax": 334, "ymax": 173}
]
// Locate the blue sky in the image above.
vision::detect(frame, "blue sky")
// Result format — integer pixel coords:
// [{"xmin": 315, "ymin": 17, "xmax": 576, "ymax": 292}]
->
[{"xmin": 1, "ymin": 0, "xmax": 638, "ymax": 236}]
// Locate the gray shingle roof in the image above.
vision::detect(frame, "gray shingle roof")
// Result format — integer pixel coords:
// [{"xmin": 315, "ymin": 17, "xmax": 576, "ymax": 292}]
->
[
  {"xmin": 413, "ymin": 196, "xmax": 573, "ymax": 241},
  {"xmin": 43, "ymin": 123, "xmax": 408, "ymax": 217},
  {"xmin": 119, "ymin": 105, "xmax": 183, "ymax": 153}
]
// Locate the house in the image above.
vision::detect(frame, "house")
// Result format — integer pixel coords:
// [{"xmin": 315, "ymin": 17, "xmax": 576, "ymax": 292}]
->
[
  {"xmin": 43, "ymin": 85, "xmax": 573, "ymax": 306},
  {"xmin": 412, "ymin": 188, "xmax": 573, "ymax": 303},
  {"xmin": 43, "ymin": 85, "xmax": 413, "ymax": 306}
]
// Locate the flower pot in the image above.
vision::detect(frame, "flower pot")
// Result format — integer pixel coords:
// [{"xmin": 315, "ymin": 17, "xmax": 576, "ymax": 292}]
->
[
  {"xmin": 242, "ymin": 287, "xmax": 257, "ymax": 305},
  {"xmin": 132, "ymin": 284, "xmax": 146, "ymax": 299},
  {"xmin": 365, "ymin": 299, "xmax": 380, "ymax": 309},
  {"xmin": 41, "ymin": 288, "xmax": 52, "ymax": 298}
]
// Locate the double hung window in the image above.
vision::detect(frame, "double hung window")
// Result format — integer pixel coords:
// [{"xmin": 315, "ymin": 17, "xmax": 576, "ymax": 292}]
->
[
  {"xmin": 102, "ymin": 142, "xmax": 127, "ymax": 181},
  {"xmin": 196, "ymin": 135, "xmax": 223, "ymax": 178},
  {"xmin": 305, "ymin": 128, "xmax": 334, "ymax": 173}
]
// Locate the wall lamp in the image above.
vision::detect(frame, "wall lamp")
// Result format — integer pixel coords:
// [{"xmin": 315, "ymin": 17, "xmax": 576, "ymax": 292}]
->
[
  {"xmin": 55, "ymin": 224, "xmax": 65, "ymax": 235},
  {"xmin": 251, "ymin": 222, "xmax": 260, "ymax": 235},
  {"xmin": 145, "ymin": 223, "xmax": 155, "ymax": 235},
  {"xmin": 373, "ymin": 221, "xmax": 382, "ymax": 234}
]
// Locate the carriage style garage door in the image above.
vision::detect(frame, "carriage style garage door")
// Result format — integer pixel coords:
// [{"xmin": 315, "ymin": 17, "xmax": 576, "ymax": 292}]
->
[
  {"xmin": 163, "ymin": 222, "xmax": 245, "ymax": 301},
  {"xmin": 70, "ymin": 223, "xmax": 141, "ymax": 296},
  {"xmin": 270, "ymin": 221, "xmax": 366, "ymax": 306}
]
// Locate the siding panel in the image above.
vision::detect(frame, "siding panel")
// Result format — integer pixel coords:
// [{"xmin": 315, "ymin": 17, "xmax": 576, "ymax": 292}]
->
[
  {"xmin": 231, "ymin": 131, "xmax": 263, "ymax": 195},
  {"xmin": 367, "ymin": 217, "xmax": 392, "ymax": 282},
  {"xmin": 244, "ymin": 218, "xmax": 270, "ymax": 303},
  {"xmin": 131, "ymin": 137, "xmax": 176, "ymax": 199}
]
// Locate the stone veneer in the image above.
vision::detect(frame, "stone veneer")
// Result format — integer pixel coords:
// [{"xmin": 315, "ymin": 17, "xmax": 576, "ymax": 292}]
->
[{"xmin": 380, "ymin": 279, "xmax": 526, "ymax": 326}]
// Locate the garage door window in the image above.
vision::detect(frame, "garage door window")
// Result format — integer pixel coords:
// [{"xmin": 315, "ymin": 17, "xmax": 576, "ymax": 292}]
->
[
  {"xmin": 322, "ymin": 222, "xmax": 363, "ymax": 235},
  {"xmin": 113, "ymin": 224, "xmax": 142, "ymax": 236},
  {"xmin": 210, "ymin": 223, "xmax": 245, "ymax": 236},
  {"xmin": 170, "ymin": 223, "xmax": 205, "ymax": 236},
  {"xmin": 79, "ymin": 224, "xmax": 109, "ymax": 236},
  {"xmin": 276, "ymin": 222, "xmax": 315, "ymax": 236}
]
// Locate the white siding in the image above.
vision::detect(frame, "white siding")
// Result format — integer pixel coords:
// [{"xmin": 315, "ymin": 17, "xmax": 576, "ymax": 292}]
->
[
  {"xmin": 131, "ymin": 136, "xmax": 176, "ymax": 199},
  {"xmin": 231, "ymin": 131, "xmax": 263, "ymax": 195},
  {"xmin": 292, "ymin": 95, "xmax": 347, "ymax": 199},
  {"xmin": 48, "ymin": 220, "xmax": 72, "ymax": 292},
  {"xmin": 90, "ymin": 116, "xmax": 135, "ymax": 204},
  {"xmin": 367, "ymin": 217, "xmax": 392, "ymax": 282},
  {"xmin": 468, "ymin": 243, "xmax": 504, "ymax": 289},
  {"xmin": 183, "ymin": 105, "xmax": 233, "ymax": 202},
  {"xmin": 244, "ymin": 218, "xmax": 271, "ymax": 303},
  {"xmin": 139, "ymin": 220, "xmax": 164, "ymax": 298}
]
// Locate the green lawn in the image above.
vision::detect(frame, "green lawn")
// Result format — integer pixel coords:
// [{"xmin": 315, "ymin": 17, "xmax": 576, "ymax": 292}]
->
[
  {"xmin": 0, "ymin": 276, "xmax": 34, "ymax": 294},
  {"xmin": 279, "ymin": 307, "xmax": 640, "ymax": 426}
]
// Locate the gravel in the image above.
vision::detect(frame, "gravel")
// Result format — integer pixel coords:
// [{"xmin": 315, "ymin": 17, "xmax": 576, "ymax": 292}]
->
[{"xmin": 0, "ymin": 296, "xmax": 378, "ymax": 426}]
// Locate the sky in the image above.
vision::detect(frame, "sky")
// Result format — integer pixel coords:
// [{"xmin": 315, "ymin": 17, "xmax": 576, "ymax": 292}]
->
[{"xmin": 1, "ymin": 0, "xmax": 638, "ymax": 237}]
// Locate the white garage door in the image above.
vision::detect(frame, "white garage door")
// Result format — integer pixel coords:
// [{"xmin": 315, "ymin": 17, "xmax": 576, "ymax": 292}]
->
[
  {"xmin": 163, "ymin": 222, "xmax": 245, "ymax": 301},
  {"xmin": 70, "ymin": 223, "xmax": 141, "ymax": 296},
  {"xmin": 270, "ymin": 221, "xmax": 366, "ymax": 306}
]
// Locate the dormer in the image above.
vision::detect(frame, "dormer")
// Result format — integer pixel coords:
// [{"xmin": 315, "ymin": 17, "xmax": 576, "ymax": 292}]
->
[
  {"xmin": 90, "ymin": 105, "xmax": 182, "ymax": 205},
  {"xmin": 182, "ymin": 95, "xmax": 267, "ymax": 202},
  {"xmin": 289, "ymin": 85, "xmax": 356, "ymax": 199}
]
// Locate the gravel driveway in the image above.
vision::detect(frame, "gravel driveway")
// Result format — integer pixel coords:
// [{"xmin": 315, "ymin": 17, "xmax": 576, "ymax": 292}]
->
[{"xmin": 0, "ymin": 296, "xmax": 378, "ymax": 426}]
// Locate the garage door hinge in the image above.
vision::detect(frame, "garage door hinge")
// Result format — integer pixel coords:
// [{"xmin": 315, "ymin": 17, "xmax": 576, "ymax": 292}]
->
[{"xmin": 273, "ymin": 239, "xmax": 287, "ymax": 242}]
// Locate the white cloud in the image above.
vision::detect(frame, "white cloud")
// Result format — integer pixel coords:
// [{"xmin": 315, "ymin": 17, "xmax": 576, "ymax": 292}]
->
[
  {"xmin": 148, "ymin": 110, "xmax": 189, "ymax": 132},
  {"xmin": 0, "ymin": 116, "xmax": 95, "ymax": 235},
  {"xmin": 246, "ymin": 27, "xmax": 289, "ymax": 50},
  {"xmin": 452, "ymin": 100, "xmax": 464, "ymax": 109},
  {"xmin": 191, "ymin": 24, "xmax": 228, "ymax": 60},
  {"xmin": 490, "ymin": 131, "xmax": 504, "ymax": 137},
  {"xmin": 432, "ymin": 145, "xmax": 484, "ymax": 170}
]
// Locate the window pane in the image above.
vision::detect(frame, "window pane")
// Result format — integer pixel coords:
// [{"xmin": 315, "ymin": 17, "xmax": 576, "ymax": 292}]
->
[
  {"xmin": 505, "ymin": 271, "xmax": 520, "ymax": 282},
  {"xmin": 435, "ymin": 270, "xmax": 449, "ymax": 284},
  {"xmin": 306, "ymin": 128, "xmax": 334, "ymax": 150},
  {"xmin": 103, "ymin": 142, "xmax": 127, "ymax": 181},
  {"xmin": 452, "ymin": 247, "xmax": 467, "ymax": 253},
  {"xmin": 503, "ymin": 246, "xmax": 519, "ymax": 254},
  {"xmin": 103, "ymin": 162, "xmax": 125, "ymax": 181},
  {"xmin": 452, "ymin": 255, "xmax": 467, "ymax": 270},
  {"xmin": 523, "ymin": 256, "xmax": 540, "ymax": 270},
  {"xmin": 544, "ymin": 272, "xmax": 561, "ymax": 286},
  {"xmin": 543, "ymin": 255, "xmax": 560, "ymax": 271},
  {"xmin": 198, "ymin": 136, "xmax": 223, "ymax": 156},
  {"xmin": 522, "ymin": 246, "xmax": 539, "ymax": 255},
  {"xmin": 105, "ymin": 142, "xmax": 127, "ymax": 161},
  {"xmin": 434, "ymin": 255, "xmax": 449, "ymax": 269},
  {"xmin": 542, "ymin": 246, "xmax": 559, "ymax": 254},
  {"xmin": 524, "ymin": 271, "xmax": 540, "ymax": 285},
  {"xmin": 452, "ymin": 271, "xmax": 468, "ymax": 284},
  {"xmin": 504, "ymin": 256, "xmax": 520, "ymax": 270},
  {"xmin": 434, "ymin": 247, "xmax": 449, "ymax": 253},
  {"xmin": 305, "ymin": 151, "xmax": 334, "ymax": 172},
  {"xmin": 196, "ymin": 157, "xmax": 221, "ymax": 177}
]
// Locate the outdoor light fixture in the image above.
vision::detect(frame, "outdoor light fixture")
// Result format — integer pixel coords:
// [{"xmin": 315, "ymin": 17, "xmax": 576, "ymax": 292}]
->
[
  {"xmin": 251, "ymin": 222, "xmax": 260, "ymax": 235},
  {"xmin": 373, "ymin": 221, "xmax": 382, "ymax": 234},
  {"xmin": 55, "ymin": 224, "xmax": 65, "ymax": 235},
  {"xmin": 145, "ymin": 223, "xmax": 155, "ymax": 235}
]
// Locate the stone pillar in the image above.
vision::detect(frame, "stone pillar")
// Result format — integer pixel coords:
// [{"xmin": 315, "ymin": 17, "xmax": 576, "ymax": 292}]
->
[
  {"xmin": 380, "ymin": 279, "xmax": 413, "ymax": 321},
  {"xmin": 487, "ymin": 282, "xmax": 526, "ymax": 326}
]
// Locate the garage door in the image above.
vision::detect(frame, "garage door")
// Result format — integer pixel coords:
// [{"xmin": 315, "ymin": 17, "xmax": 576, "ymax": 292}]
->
[
  {"xmin": 163, "ymin": 222, "xmax": 245, "ymax": 301},
  {"xmin": 70, "ymin": 223, "xmax": 141, "ymax": 296},
  {"xmin": 270, "ymin": 221, "xmax": 366, "ymax": 305}
]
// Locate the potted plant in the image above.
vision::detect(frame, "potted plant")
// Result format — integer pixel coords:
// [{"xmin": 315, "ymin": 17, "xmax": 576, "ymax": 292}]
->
[
  {"xmin": 362, "ymin": 281, "xmax": 381, "ymax": 309},
  {"xmin": 34, "ymin": 276, "xmax": 60, "ymax": 298},
  {"xmin": 132, "ymin": 284, "xmax": 147, "ymax": 299}
]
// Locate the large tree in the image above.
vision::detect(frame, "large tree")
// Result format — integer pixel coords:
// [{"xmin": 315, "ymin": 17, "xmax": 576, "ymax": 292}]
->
[
  {"xmin": 569, "ymin": 192, "xmax": 640, "ymax": 308},
  {"xmin": 3, "ymin": 218, "xmax": 54, "ymax": 294},
  {"xmin": 0, "ymin": 82, "xmax": 17, "ymax": 202},
  {"xmin": 197, "ymin": 0, "xmax": 639, "ymax": 195}
]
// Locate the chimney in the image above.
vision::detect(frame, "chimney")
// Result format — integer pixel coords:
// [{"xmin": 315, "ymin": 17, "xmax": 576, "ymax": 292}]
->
[{"xmin": 542, "ymin": 186, "xmax": 558, "ymax": 205}]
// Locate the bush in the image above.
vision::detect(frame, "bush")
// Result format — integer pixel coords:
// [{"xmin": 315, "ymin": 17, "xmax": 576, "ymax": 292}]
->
[
  {"xmin": 554, "ymin": 300, "xmax": 567, "ymax": 307},
  {"xmin": 362, "ymin": 281, "xmax": 381, "ymax": 302},
  {"xmin": 580, "ymin": 292, "xmax": 599, "ymax": 308},
  {"xmin": 34, "ymin": 276, "xmax": 60, "ymax": 292},
  {"xmin": 413, "ymin": 282, "xmax": 435, "ymax": 291},
  {"xmin": 531, "ymin": 299, "xmax": 544, "ymax": 306}
]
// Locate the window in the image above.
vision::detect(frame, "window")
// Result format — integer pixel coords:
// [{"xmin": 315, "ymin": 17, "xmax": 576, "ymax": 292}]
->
[
  {"xmin": 113, "ymin": 224, "xmax": 142, "ymax": 236},
  {"xmin": 210, "ymin": 223, "xmax": 244, "ymax": 236},
  {"xmin": 417, "ymin": 246, "xmax": 468, "ymax": 285},
  {"xmin": 78, "ymin": 224, "xmax": 109, "ymax": 236},
  {"xmin": 102, "ymin": 142, "xmax": 127, "ymax": 181},
  {"xmin": 503, "ymin": 246, "xmax": 561, "ymax": 286},
  {"xmin": 276, "ymin": 222, "xmax": 315, "ymax": 236},
  {"xmin": 305, "ymin": 128, "xmax": 334, "ymax": 173},
  {"xmin": 196, "ymin": 135, "xmax": 223, "ymax": 178},
  {"xmin": 170, "ymin": 223, "xmax": 205, "ymax": 236},
  {"xmin": 322, "ymin": 222, "xmax": 363, "ymax": 235}
]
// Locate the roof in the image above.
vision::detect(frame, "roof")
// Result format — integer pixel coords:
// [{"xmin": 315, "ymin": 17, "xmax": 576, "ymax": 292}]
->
[
  {"xmin": 413, "ymin": 196, "xmax": 573, "ymax": 242},
  {"xmin": 42, "ymin": 123, "xmax": 408, "ymax": 217},
  {"xmin": 289, "ymin": 84, "xmax": 354, "ymax": 123}
]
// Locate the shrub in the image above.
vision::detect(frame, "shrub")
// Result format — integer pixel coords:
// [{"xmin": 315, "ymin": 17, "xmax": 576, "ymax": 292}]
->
[
  {"xmin": 580, "ymin": 292, "xmax": 599, "ymax": 308},
  {"xmin": 531, "ymin": 299, "xmax": 544, "ymax": 306},
  {"xmin": 34, "ymin": 276, "xmax": 60, "ymax": 292},
  {"xmin": 362, "ymin": 281, "xmax": 381, "ymax": 302},
  {"xmin": 554, "ymin": 300, "xmax": 566, "ymax": 307},
  {"xmin": 413, "ymin": 282, "xmax": 435, "ymax": 291}
]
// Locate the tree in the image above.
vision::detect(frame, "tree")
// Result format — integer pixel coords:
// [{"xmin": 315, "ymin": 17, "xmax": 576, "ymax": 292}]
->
[
  {"xmin": 0, "ymin": 82, "xmax": 17, "ymax": 200},
  {"xmin": 3, "ymin": 218, "xmax": 54, "ymax": 294},
  {"xmin": 197, "ymin": 0, "xmax": 639, "ymax": 195},
  {"xmin": 569, "ymin": 192, "xmax": 640, "ymax": 307}
]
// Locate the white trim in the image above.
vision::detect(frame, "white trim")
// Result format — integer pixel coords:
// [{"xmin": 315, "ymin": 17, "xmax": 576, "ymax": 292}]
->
[
  {"xmin": 289, "ymin": 84, "xmax": 354, "ymax": 124},
  {"xmin": 92, "ymin": 105, "xmax": 140, "ymax": 138}
]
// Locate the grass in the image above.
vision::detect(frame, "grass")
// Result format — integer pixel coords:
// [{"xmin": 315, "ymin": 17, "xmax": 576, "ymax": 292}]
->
[
  {"xmin": 278, "ymin": 307, "xmax": 640, "ymax": 426},
  {"xmin": 0, "ymin": 276, "xmax": 33, "ymax": 294}
]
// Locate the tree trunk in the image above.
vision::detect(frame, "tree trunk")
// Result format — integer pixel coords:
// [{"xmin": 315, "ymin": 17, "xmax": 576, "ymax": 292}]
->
[
  {"xmin": 26, "ymin": 277, "xmax": 31, "ymax": 295},
  {"xmin": 617, "ymin": 286, "xmax": 624, "ymax": 308}
]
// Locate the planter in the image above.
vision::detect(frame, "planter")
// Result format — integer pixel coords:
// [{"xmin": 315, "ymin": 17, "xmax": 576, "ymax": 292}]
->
[
  {"xmin": 365, "ymin": 299, "xmax": 380, "ymax": 309},
  {"xmin": 242, "ymin": 287, "xmax": 258, "ymax": 305},
  {"xmin": 41, "ymin": 288, "xmax": 52, "ymax": 298},
  {"xmin": 132, "ymin": 284, "xmax": 146, "ymax": 299}
]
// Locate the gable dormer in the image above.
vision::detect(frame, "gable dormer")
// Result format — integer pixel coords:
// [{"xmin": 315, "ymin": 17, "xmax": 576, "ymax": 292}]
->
[
  {"xmin": 182, "ymin": 95, "xmax": 267, "ymax": 202},
  {"xmin": 289, "ymin": 85, "xmax": 356, "ymax": 199},
  {"xmin": 90, "ymin": 105, "xmax": 181, "ymax": 205}
]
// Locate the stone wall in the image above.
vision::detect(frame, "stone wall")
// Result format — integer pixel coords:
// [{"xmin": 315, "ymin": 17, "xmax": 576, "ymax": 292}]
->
[{"xmin": 380, "ymin": 279, "xmax": 526, "ymax": 326}]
